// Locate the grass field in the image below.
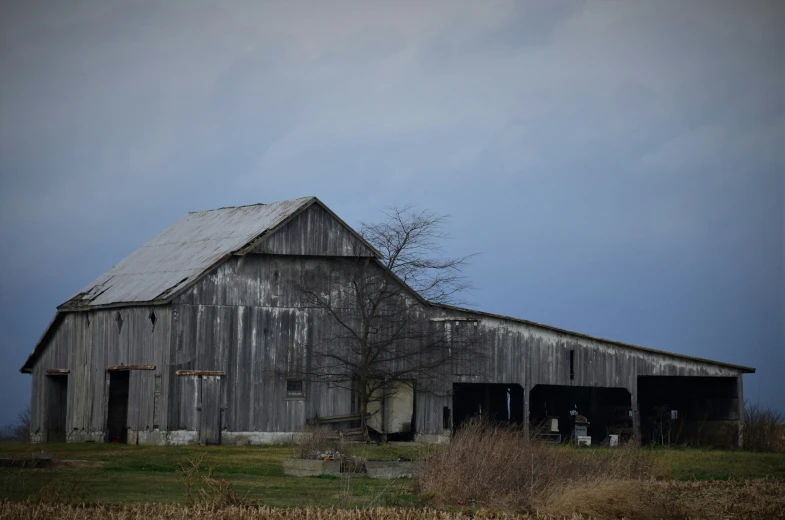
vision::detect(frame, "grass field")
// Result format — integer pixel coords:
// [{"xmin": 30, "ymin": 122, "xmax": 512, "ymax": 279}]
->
[{"xmin": 1, "ymin": 441, "xmax": 784, "ymax": 509}]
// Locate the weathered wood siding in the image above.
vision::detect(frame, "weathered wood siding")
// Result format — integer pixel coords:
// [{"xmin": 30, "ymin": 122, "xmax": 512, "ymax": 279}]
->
[
  {"xmin": 172, "ymin": 253, "xmax": 745, "ymax": 439},
  {"xmin": 414, "ymin": 310, "xmax": 743, "ymax": 436},
  {"xmin": 29, "ymin": 308, "xmax": 172, "ymax": 442},
  {"xmin": 170, "ymin": 253, "xmax": 434, "ymax": 434},
  {"xmin": 252, "ymin": 203, "xmax": 375, "ymax": 257},
  {"xmin": 170, "ymin": 256, "xmax": 362, "ymax": 433}
]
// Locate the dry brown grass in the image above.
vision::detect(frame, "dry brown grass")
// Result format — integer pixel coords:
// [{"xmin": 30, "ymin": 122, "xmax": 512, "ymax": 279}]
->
[
  {"xmin": 2, "ymin": 480, "xmax": 784, "ymax": 520},
  {"xmin": 419, "ymin": 420, "xmax": 652, "ymax": 513},
  {"xmin": 178, "ymin": 454, "xmax": 251, "ymax": 507},
  {"xmin": 416, "ymin": 420, "xmax": 785, "ymax": 518},
  {"xmin": 661, "ymin": 478, "xmax": 785, "ymax": 519},
  {"xmin": 0, "ymin": 503, "xmax": 544, "ymax": 519},
  {"xmin": 292, "ymin": 425, "xmax": 351, "ymax": 460},
  {"xmin": 536, "ymin": 479, "xmax": 664, "ymax": 520}
]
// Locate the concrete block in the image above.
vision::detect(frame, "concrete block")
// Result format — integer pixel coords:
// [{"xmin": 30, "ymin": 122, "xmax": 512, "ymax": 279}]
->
[
  {"xmin": 365, "ymin": 460, "xmax": 416, "ymax": 479},
  {"xmin": 282, "ymin": 458, "xmax": 339, "ymax": 477}
]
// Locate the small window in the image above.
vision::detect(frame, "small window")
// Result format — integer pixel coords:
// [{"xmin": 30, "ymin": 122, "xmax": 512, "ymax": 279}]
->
[
  {"xmin": 569, "ymin": 349, "xmax": 575, "ymax": 380},
  {"xmin": 443, "ymin": 407, "xmax": 451, "ymax": 430},
  {"xmin": 670, "ymin": 409, "xmax": 679, "ymax": 420},
  {"xmin": 286, "ymin": 379, "xmax": 304, "ymax": 397}
]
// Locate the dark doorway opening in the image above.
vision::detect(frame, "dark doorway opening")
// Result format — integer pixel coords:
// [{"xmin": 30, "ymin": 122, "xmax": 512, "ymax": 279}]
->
[
  {"xmin": 638, "ymin": 376, "xmax": 739, "ymax": 447},
  {"xmin": 452, "ymin": 383, "xmax": 524, "ymax": 431},
  {"xmin": 45, "ymin": 375, "xmax": 68, "ymax": 442},
  {"xmin": 529, "ymin": 385, "xmax": 632, "ymax": 444},
  {"xmin": 107, "ymin": 371, "xmax": 130, "ymax": 443},
  {"xmin": 199, "ymin": 376, "xmax": 223, "ymax": 445}
]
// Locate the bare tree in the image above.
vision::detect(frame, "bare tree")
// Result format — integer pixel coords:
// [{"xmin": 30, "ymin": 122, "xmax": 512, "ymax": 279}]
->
[
  {"xmin": 291, "ymin": 206, "xmax": 485, "ymax": 436},
  {"xmin": 0, "ymin": 407, "xmax": 30, "ymax": 442}
]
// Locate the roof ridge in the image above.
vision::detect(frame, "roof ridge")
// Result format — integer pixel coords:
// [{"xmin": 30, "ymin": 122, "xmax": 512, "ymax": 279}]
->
[{"xmin": 188, "ymin": 196, "xmax": 315, "ymax": 214}]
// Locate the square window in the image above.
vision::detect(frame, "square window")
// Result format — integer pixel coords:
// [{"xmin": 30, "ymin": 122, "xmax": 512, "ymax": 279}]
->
[{"xmin": 286, "ymin": 379, "xmax": 304, "ymax": 397}]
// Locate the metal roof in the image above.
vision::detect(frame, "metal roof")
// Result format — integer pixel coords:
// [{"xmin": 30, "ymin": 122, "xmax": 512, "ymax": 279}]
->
[{"xmin": 61, "ymin": 197, "xmax": 315, "ymax": 308}]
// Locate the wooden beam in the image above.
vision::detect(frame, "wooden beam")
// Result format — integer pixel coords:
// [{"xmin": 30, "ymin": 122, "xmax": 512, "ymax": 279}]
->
[
  {"xmin": 306, "ymin": 413, "xmax": 370, "ymax": 425},
  {"xmin": 46, "ymin": 368, "xmax": 70, "ymax": 375},
  {"xmin": 107, "ymin": 365, "xmax": 155, "ymax": 371},
  {"xmin": 176, "ymin": 370, "xmax": 225, "ymax": 377}
]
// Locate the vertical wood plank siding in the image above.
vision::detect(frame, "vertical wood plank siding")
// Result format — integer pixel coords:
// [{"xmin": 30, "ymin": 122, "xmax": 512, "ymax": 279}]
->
[
  {"xmin": 27, "ymin": 204, "xmax": 748, "ymax": 443},
  {"xmin": 172, "ymin": 254, "xmax": 743, "ymax": 438},
  {"xmin": 29, "ymin": 308, "xmax": 172, "ymax": 442},
  {"xmin": 252, "ymin": 203, "xmax": 375, "ymax": 257}
]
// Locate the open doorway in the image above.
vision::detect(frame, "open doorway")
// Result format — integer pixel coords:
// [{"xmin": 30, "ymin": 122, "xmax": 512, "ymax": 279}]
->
[
  {"xmin": 45, "ymin": 374, "xmax": 68, "ymax": 442},
  {"xmin": 106, "ymin": 371, "xmax": 130, "ymax": 443},
  {"xmin": 637, "ymin": 376, "xmax": 739, "ymax": 446},
  {"xmin": 452, "ymin": 383, "xmax": 524, "ymax": 431},
  {"xmin": 529, "ymin": 385, "xmax": 632, "ymax": 444}
]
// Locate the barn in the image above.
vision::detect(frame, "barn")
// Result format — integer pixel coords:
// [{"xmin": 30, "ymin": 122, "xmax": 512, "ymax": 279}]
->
[{"xmin": 21, "ymin": 197, "xmax": 754, "ymax": 446}]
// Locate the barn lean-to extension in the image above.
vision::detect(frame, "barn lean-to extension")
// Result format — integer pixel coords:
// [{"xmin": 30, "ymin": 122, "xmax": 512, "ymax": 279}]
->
[{"xmin": 20, "ymin": 197, "xmax": 754, "ymax": 447}]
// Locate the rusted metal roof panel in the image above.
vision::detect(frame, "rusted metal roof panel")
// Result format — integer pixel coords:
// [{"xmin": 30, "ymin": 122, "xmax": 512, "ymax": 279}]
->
[{"xmin": 60, "ymin": 197, "xmax": 315, "ymax": 308}]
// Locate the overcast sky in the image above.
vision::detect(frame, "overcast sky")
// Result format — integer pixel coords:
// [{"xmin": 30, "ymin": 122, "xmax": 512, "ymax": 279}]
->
[{"xmin": 1, "ymin": 0, "xmax": 783, "ymax": 425}]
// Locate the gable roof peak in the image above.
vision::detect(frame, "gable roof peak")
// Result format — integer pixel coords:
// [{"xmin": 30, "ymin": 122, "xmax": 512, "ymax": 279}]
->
[{"xmin": 188, "ymin": 196, "xmax": 317, "ymax": 214}]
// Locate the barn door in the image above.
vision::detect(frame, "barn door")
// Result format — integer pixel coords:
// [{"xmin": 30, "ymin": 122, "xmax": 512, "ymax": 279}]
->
[
  {"xmin": 127, "ymin": 370, "xmax": 157, "ymax": 440},
  {"xmin": 106, "ymin": 372, "xmax": 130, "ymax": 443},
  {"xmin": 45, "ymin": 374, "xmax": 68, "ymax": 443},
  {"xmin": 198, "ymin": 376, "xmax": 223, "ymax": 445}
]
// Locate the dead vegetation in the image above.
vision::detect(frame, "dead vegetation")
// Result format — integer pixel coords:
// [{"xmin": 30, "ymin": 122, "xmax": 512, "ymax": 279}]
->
[
  {"xmin": 2, "ymin": 480, "xmax": 784, "ymax": 520},
  {"xmin": 292, "ymin": 424, "xmax": 350, "ymax": 460},
  {"xmin": 419, "ymin": 419, "xmax": 653, "ymax": 514},
  {"xmin": 417, "ymin": 420, "xmax": 785, "ymax": 518},
  {"xmin": 0, "ymin": 408, "xmax": 30, "ymax": 442},
  {"xmin": 178, "ymin": 454, "xmax": 253, "ymax": 508},
  {"xmin": 743, "ymin": 403, "xmax": 785, "ymax": 453}
]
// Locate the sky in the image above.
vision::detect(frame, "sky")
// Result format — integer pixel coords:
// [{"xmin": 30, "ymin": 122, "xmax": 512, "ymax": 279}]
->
[{"xmin": 0, "ymin": 0, "xmax": 783, "ymax": 425}]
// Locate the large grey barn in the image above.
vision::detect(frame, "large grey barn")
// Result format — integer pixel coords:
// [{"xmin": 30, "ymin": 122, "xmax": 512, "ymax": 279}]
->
[{"xmin": 21, "ymin": 197, "xmax": 754, "ymax": 446}]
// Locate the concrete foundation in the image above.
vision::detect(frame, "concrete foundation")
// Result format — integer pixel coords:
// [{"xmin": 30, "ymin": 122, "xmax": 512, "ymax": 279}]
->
[
  {"xmin": 365, "ymin": 460, "xmax": 417, "ymax": 479},
  {"xmin": 414, "ymin": 433, "xmax": 451, "ymax": 444},
  {"xmin": 282, "ymin": 459, "xmax": 341, "ymax": 477}
]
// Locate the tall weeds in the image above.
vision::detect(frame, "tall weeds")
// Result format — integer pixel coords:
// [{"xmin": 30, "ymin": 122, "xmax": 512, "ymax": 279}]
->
[
  {"xmin": 293, "ymin": 425, "xmax": 351, "ymax": 460},
  {"xmin": 743, "ymin": 403, "xmax": 785, "ymax": 452},
  {"xmin": 419, "ymin": 419, "xmax": 653, "ymax": 514},
  {"xmin": 177, "ymin": 454, "xmax": 251, "ymax": 508}
]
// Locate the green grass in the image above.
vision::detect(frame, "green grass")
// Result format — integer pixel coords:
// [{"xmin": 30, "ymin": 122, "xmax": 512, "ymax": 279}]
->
[
  {"xmin": 0, "ymin": 442, "xmax": 782, "ymax": 506},
  {"xmin": 644, "ymin": 446, "xmax": 785, "ymax": 481},
  {"xmin": 0, "ymin": 443, "xmax": 418, "ymax": 507}
]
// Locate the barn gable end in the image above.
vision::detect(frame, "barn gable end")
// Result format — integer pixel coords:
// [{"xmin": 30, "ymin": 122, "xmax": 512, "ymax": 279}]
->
[{"xmin": 248, "ymin": 201, "xmax": 377, "ymax": 257}]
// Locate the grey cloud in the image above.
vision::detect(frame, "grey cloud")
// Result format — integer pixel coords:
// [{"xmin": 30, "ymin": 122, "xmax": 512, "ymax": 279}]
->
[{"xmin": 0, "ymin": 0, "xmax": 782, "ymax": 423}]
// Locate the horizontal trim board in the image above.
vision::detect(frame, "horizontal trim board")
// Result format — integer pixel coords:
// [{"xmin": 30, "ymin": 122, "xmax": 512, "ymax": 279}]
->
[
  {"xmin": 46, "ymin": 368, "xmax": 70, "ymax": 375},
  {"xmin": 176, "ymin": 370, "xmax": 225, "ymax": 377},
  {"xmin": 107, "ymin": 365, "xmax": 156, "ymax": 371}
]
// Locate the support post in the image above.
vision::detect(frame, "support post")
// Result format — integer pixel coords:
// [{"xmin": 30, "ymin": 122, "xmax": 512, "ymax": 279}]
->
[
  {"xmin": 737, "ymin": 375, "xmax": 745, "ymax": 449},
  {"xmin": 630, "ymin": 379, "xmax": 641, "ymax": 445},
  {"xmin": 523, "ymin": 386, "xmax": 530, "ymax": 439}
]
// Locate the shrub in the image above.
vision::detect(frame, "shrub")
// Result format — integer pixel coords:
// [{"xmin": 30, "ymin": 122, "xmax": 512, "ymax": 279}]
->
[
  {"xmin": 743, "ymin": 403, "xmax": 785, "ymax": 452},
  {"xmin": 418, "ymin": 419, "xmax": 653, "ymax": 514},
  {"xmin": 178, "ymin": 454, "xmax": 251, "ymax": 508},
  {"xmin": 292, "ymin": 424, "xmax": 351, "ymax": 460},
  {"xmin": 0, "ymin": 407, "xmax": 30, "ymax": 442}
]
